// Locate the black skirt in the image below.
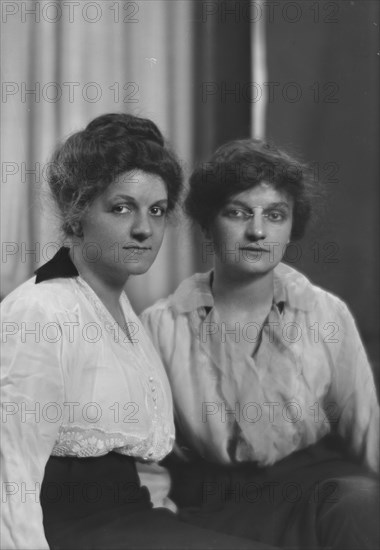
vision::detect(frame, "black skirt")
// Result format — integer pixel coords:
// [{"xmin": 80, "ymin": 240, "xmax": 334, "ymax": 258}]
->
[
  {"xmin": 41, "ymin": 452, "xmax": 275, "ymax": 550},
  {"xmin": 164, "ymin": 436, "xmax": 379, "ymax": 549}
]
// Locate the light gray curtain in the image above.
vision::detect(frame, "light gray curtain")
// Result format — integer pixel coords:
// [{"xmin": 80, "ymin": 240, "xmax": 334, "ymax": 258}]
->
[{"xmin": 1, "ymin": 0, "xmax": 196, "ymax": 311}]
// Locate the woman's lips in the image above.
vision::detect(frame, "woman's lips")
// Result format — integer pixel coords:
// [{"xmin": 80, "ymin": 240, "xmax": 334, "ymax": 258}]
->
[
  {"xmin": 122, "ymin": 246, "xmax": 152, "ymax": 250},
  {"xmin": 240, "ymin": 246, "xmax": 269, "ymax": 252}
]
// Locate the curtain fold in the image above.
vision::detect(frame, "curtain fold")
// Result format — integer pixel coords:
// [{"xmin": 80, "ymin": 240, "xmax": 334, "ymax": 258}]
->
[{"xmin": 190, "ymin": 0, "xmax": 252, "ymax": 272}]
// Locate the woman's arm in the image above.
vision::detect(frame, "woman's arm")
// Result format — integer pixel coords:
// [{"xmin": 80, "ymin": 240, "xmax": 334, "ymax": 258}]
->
[
  {"xmin": 327, "ymin": 300, "xmax": 379, "ymax": 473},
  {"xmin": 1, "ymin": 292, "xmax": 65, "ymax": 549}
]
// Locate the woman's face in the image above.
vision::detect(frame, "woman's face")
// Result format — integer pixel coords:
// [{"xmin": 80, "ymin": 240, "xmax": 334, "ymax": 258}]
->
[
  {"xmin": 78, "ymin": 169, "xmax": 168, "ymax": 284},
  {"xmin": 208, "ymin": 182, "xmax": 293, "ymax": 278}
]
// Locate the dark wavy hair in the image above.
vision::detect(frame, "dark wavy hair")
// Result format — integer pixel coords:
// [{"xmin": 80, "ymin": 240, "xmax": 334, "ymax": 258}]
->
[
  {"xmin": 48, "ymin": 113, "xmax": 183, "ymax": 236},
  {"xmin": 185, "ymin": 139, "xmax": 315, "ymax": 240}
]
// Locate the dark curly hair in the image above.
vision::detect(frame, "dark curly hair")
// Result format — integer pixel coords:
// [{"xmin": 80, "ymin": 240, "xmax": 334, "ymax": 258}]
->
[
  {"xmin": 48, "ymin": 113, "xmax": 183, "ymax": 237},
  {"xmin": 185, "ymin": 139, "xmax": 315, "ymax": 240}
]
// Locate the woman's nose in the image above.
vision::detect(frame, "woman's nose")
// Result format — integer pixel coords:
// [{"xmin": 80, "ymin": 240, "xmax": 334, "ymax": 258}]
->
[
  {"xmin": 246, "ymin": 214, "xmax": 266, "ymax": 240},
  {"xmin": 131, "ymin": 213, "xmax": 153, "ymax": 239}
]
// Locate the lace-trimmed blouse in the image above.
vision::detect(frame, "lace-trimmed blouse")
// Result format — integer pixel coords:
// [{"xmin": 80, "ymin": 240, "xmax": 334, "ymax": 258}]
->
[
  {"xmin": 1, "ymin": 248, "xmax": 174, "ymax": 548},
  {"xmin": 141, "ymin": 263, "xmax": 379, "ymax": 472}
]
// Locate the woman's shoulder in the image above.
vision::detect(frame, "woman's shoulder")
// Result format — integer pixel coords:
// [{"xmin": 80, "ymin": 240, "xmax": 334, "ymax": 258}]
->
[
  {"xmin": 1, "ymin": 276, "xmax": 81, "ymax": 317},
  {"xmin": 140, "ymin": 273, "xmax": 210, "ymax": 348},
  {"xmin": 142, "ymin": 271, "xmax": 212, "ymax": 319},
  {"xmin": 275, "ymin": 262, "xmax": 351, "ymax": 318}
]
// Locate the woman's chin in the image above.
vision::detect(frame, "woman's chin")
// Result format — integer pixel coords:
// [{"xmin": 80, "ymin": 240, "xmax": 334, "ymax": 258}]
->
[
  {"xmin": 220, "ymin": 259, "xmax": 280, "ymax": 278},
  {"xmin": 124, "ymin": 261, "xmax": 156, "ymax": 277}
]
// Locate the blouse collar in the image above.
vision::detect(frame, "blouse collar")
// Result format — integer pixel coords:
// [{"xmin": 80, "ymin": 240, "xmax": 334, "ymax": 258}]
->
[
  {"xmin": 35, "ymin": 247, "xmax": 78, "ymax": 284},
  {"xmin": 169, "ymin": 262, "xmax": 316, "ymax": 314}
]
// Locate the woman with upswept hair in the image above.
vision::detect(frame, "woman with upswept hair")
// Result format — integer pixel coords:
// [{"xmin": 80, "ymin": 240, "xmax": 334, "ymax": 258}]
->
[{"xmin": 1, "ymin": 115, "xmax": 273, "ymax": 550}]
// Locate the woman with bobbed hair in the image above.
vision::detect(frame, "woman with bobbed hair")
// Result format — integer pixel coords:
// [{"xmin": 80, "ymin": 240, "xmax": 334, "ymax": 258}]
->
[
  {"xmin": 186, "ymin": 139, "xmax": 312, "ymax": 240},
  {"xmin": 1, "ymin": 116, "xmax": 273, "ymax": 550},
  {"xmin": 142, "ymin": 139, "xmax": 379, "ymax": 549}
]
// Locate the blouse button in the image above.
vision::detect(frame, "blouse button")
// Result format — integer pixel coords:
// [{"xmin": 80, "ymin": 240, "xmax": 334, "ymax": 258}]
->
[
  {"xmin": 153, "ymin": 396, "xmax": 157, "ymax": 402},
  {"xmin": 149, "ymin": 376, "xmax": 154, "ymax": 382},
  {"xmin": 148, "ymin": 451, "xmax": 153, "ymax": 457},
  {"xmin": 151, "ymin": 386, "xmax": 156, "ymax": 392}
]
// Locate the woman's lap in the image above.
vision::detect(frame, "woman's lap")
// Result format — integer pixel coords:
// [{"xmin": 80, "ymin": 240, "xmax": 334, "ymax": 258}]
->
[
  {"xmin": 40, "ymin": 444, "xmax": 379, "ymax": 549},
  {"xmin": 316, "ymin": 476, "xmax": 379, "ymax": 550},
  {"xmin": 167, "ymin": 438, "xmax": 379, "ymax": 549},
  {"xmin": 49, "ymin": 507, "xmax": 276, "ymax": 550},
  {"xmin": 42, "ymin": 453, "xmax": 275, "ymax": 550}
]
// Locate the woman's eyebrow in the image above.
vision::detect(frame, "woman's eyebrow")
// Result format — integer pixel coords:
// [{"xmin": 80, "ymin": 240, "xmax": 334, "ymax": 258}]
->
[
  {"xmin": 108, "ymin": 195, "xmax": 168, "ymax": 206},
  {"xmin": 264, "ymin": 201, "xmax": 291, "ymax": 209},
  {"xmin": 110, "ymin": 194, "xmax": 136, "ymax": 202},
  {"xmin": 147, "ymin": 198, "xmax": 169, "ymax": 209},
  {"xmin": 151, "ymin": 198, "xmax": 168, "ymax": 205},
  {"xmin": 226, "ymin": 200, "xmax": 252, "ymax": 209},
  {"xmin": 227, "ymin": 200, "xmax": 291, "ymax": 209}
]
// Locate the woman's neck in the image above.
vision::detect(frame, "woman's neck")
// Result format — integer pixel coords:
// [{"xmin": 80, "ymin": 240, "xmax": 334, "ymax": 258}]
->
[
  {"xmin": 212, "ymin": 265, "xmax": 274, "ymax": 313},
  {"xmin": 69, "ymin": 245, "xmax": 126, "ymax": 312}
]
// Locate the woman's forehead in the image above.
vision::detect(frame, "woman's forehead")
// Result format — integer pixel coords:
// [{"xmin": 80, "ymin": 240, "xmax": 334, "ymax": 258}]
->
[
  {"xmin": 227, "ymin": 182, "xmax": 292, "ymax": 206},
  {"xmin": 105, "ymin": 170, "xmax": 168, "ymax": 202}
]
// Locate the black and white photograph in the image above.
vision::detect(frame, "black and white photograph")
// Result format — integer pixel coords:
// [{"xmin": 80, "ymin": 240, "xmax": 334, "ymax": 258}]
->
[{"xmin": 1, "ymin": 1, "xmax": 379, "ymax": 549}]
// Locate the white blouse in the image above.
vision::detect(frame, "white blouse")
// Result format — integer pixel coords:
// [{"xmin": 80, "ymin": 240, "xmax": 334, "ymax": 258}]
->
[
  {"xmin": 141, "ymin": 263, "xmax": 379, "ymax": 472},
  {"xmin": 1, "ymin": 273, "xmax": 175, "ymax": 549}
]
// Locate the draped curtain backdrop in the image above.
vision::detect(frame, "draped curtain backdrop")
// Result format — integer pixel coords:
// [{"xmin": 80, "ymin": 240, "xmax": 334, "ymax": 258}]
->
[
  {"xmin": 1, "ymin": 1, "xmax": 378, "ymax": 373},
  {"xmin": 1, "ymin": 0, "xmax": 251, "ymax": 312},
  {"xmin": 1, "ymin": 0, "xmax": 197, "ymax": 310}
]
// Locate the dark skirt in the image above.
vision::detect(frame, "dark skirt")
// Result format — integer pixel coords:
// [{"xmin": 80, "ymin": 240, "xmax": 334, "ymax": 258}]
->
[
  {"xmin": 41, "ymin": 452, "xmax": 275, "ymax": 550},
  {"xmin": 164, "ymin": 437, "xmax": 379, "ymax": 550}
]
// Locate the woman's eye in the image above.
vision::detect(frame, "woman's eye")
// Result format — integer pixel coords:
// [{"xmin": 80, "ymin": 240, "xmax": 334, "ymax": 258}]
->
[
  {"xmin": 112, "ymin": 205, "xmax": 131, "ymax": 214},
  {"xmin": 226, "ymin": 209, "xmax": 248, "ymax": 218},
  {"xmin": 267, "ymin": 211, "xmax": 285, "ymax": 221},
  {"xmin": 150, "ymin": 206, "xmax": 166, "ymax": 217}
]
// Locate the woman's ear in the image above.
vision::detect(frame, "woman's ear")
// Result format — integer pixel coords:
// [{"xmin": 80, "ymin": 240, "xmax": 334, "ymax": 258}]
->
[
  {"xmin": 203, "ymin": 227, "xmax": 211, "ymax": 240},
  {"xmin": 71, "ymin": 221, "xmax": 83, "ymax": 238},
  {"xmin": 202, "ymin": 221, "xmax": 213, "ymax": 240}
]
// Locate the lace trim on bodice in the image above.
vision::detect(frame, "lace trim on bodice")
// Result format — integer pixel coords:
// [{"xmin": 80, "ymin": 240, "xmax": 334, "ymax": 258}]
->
[{"xmin": 52, "ymin": 424, "xmax": 174, "ymax": 461}]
